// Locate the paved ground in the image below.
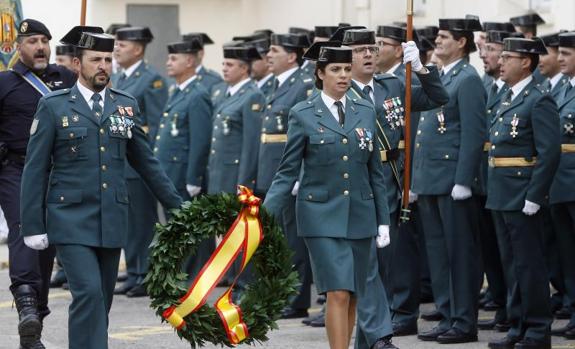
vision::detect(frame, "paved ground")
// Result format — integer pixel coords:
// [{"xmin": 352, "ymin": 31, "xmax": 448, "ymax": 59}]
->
[{"xmin": 1, "ymin": 243, "xmax": 574, "ymax": 349}]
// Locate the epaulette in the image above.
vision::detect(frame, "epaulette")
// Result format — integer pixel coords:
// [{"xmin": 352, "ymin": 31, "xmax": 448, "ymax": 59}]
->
[
  {"xmin": 293, "ymin": 99, "xmax": 315, "ymax": 112},
  {"xmin": 351, "ymin": 97, "xmax": 374, "ymax": 109},
  {"xmin": 110, "ymin": 87, "xmax": 136, "ymax": 99},
  {"xmin": 45, "ymin": 88, "xmax": 71, "ymax": 98},
  {"xmin": 533, "ymin": 83, "xmax": 548, "ymax": 95},
  {"xmin": 374, "ymin": 73, "xmax": 399, "ymax": 81}
]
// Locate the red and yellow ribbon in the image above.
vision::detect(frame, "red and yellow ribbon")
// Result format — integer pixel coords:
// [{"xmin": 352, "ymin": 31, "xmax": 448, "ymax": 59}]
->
[{"xmin": 162, "ymin": 186, "xmax": 263, "ymax": 344}]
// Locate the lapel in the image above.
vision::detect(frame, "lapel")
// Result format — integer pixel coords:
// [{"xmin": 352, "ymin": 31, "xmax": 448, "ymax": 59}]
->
[
  {"xmin": 216, "ymin": 81, "xmax": 253, "ymax": 113},
  {"xmin": 441, "ymin": 59, "xmax": 466, "ymax": 88},
  {"xmin": 350, "ymin": 80, "xmax": 373, "ymax": 104},
  {"xmin": 499, "ymin": 80, "xmax": 536, "ymax": 116},
  {"xmin": 343, "ymin": 97, "xmax": 361, "ymax": 134},
  {"xmin": 101, "ymin": 89, "xmax": 119, "ymax": 124},
  {"xmin": 69, "ymin": 85, "xmax": 99, "ymax": 126},
  {"xmin": 558, "ymin": 83, "xmax": 575, "ymax": 109},
  {"xmin": 120, "ymin": 63, "xmax": 146, "ymax": 90},
  {"xmin": 315, "ymin": 97, "xmax": 347, "ymax": 137},
  {"xmin": 487, "ymin": 84, "xmax": 508, "ymax": 110},
  {"xmin": 166, "ymin": 79, "xmax": 198, "ymax": 111},
  {"xmin": 268, "ymin": 68, "xmax": 299, "ymax": 104}
]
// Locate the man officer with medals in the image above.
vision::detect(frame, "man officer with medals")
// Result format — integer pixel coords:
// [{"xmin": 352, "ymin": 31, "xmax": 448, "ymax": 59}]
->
[
  {"xmin": 0, "ymin": 18, "xmax": 76, "ymax": 349},
  {"xmin": 20, "ymin": 26, "xmax": 182, "ymax": 349},
  {"xmin": 111, "ymin": 26, "xmax": 169, "ymax": 298}
]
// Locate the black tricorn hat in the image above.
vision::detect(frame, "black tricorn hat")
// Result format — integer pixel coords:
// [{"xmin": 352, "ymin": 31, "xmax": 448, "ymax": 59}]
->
[
  {"xmin": 329, "ymin": 26, "xmax": 366, "ymax": 43},
  {"xmin": 482, "ymin": 22, "xmax": 516, "ymax": 33},
  {"xmin": 486, "ymin": 30, "xmax": 524, "ymax": 45},
  {"xmin": 270, "ymin": 33, "xmax": 310, "ymax": 48},
  {"xmin": 510, "ymin": 13, "xmax": 545, "ymax": 27},
  {"xmin": 559, "ymin": 32, "xmax": 575, "ymax": 48},
  {"xmin": 377, "ymin": 25, "xmax": 403, "ymax": 41},
  {"xmin": 393, "ymin": 21, "xmax": 407, "ymax": 28},
  {"xmin": 540, "ymin": 31, "xmax": 568, "ymax": 48},
  {"xmin": 314, "ymin": 26, "xmax": 340, "ymax": 39},
  {"xmin": 253, "ymin": 29, "xmax": 274, "ymax": 39},
  {"xmin": 167, "ymin": 39, "xmax": 203, "ymax": 54},
  {"xmin": 503, "ymin": 37, "xmax": 547, "ymax": 55},
  {"xmin": 232, "ymin": 32, "xmax": 269, "ymax": 42},
  {"xmin": 419, "ymin": 37, "xmax": 435, "ymax": 51},
  {"xmin": 77, "ymin": 32, "xmax": 115, "ymax": 52},
  {"xmin": 439, "ymin": 18, "xmax": 483, "ymax": 32},
  {"xmin": 55, "ymin": 44, "xmax": 75, "ymax": 56},
  {"xmin": 115, "ymin": 26, "xmax": 153, "ymax": 43},
  {"xmin": 416, "ymin": 26, "xmax": 439, "ymax": 41},
  {"xmin": 342, "ymin": 29, "xmax": 376, "ymax": 46},
  {"xmin": 246, "ymin": 38, "xmax": 270, "ymax": 57},
  {"xmin": 182, "ymin": 32, "xmax": 214, "ymax": 47},
  {"xmin": 60, "ymin": 26, "xmax": 105, "ymax": 47},
  {"xmin": 289, "ymin": 27, "xmax": 314, "ymax": 44},
  {"xmin": 105, "ymin": 23, "xmax": 131, "ymax": 35},
  {"xmin": 18, "ymin": 19, "xmax": 52, "ymax": 40},
  {"xmin": 223, "ymin": 46, "xmax": 261, "ymax": 63},
  {"xmin": 318, "ymin": 47, "xmax": 352, "ymax": 63},
  {"xmin": 303, "ymin": 41, "xmax": 342, "ymax": 61}
]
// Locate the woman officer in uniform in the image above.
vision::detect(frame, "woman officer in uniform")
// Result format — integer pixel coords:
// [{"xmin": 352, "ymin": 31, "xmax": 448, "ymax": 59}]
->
[{"xmin": 264, "ymin": 42, "xmax": 392, "ymax": 349}]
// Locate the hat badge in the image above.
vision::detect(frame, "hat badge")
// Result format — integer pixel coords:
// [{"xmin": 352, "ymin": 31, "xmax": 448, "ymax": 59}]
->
[{"xmin": 21, "ymin": 21, "xmax": 28, "ymax": 33}]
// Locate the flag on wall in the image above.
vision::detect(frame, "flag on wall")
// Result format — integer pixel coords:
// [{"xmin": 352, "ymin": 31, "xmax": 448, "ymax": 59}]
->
[{"xmin": 0, "ymin": 0, "xmax": 22, "ymax": 71}]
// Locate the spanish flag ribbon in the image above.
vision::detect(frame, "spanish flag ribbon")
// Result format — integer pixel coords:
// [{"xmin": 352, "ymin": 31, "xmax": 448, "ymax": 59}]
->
[{"xmin": 162, "ymin": 186, "xmax": 263, "ymax": 345}]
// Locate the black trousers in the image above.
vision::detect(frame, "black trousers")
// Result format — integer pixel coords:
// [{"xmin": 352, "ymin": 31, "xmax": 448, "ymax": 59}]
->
[{"xmin": 0, "ymin": 162, "xmax": 55, "ymax": 316}]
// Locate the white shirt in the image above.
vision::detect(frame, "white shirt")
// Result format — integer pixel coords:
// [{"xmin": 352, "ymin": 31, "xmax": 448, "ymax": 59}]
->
[
  {"xmin": 178, "ymin": 75, "xmax": 198, "ymax": 91},
  {"xmin": 385, "ymin": 62, "xmax": 402, "ymax": 76},
  {"xmin": 352, "ymin": 78, "xmax": 375, "ymax": 103},
  {"xmin": 257, "ymin": 73, "xmax": 274, "ymax": 89},
  {"xmin": 227, "ymin": 77, "xmax": 251, "ymax": 96},
  {"xmin": 570, "ymin": 76, "xmax": 575, "ymax": 88},
  {"xmin": 441, "ymin": 58, "xmax": 463, "ymax": 76},
  {"xmin": 321, "ymin": 92, "xmax": 346, "ymax": 123},
  {"xmin": 275, "ymin": 66, "xmax": 299, "ymax": 88},
  {"xmin": 196, "ymin": 65, "xmax": 204, "ymax": 74},
  {"xmin": 549, "ymin": 73, "xmax": 564, "ymax": 90},
  {"xmin": 77, "ymin": 81, "xmax": 106, "ymax": 109},
  {"xmin": 123, "ymin": 60, "xmax": 143, "ymax": 78},
  {"xmin": 510, "ymin": 75, "xmax": 533, "ymax": 102},
  {"xmin": 301, "ymin": 60, "xmax": 311, "ymax": 70}
]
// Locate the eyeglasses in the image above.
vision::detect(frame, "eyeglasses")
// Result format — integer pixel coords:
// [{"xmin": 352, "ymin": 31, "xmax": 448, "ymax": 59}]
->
[
  {"xmin": 499, "ymin": 54, "xmax": 526, "ymax": 63},
  {"xmin": 352, "ymin": 46, "xmax": 379, "ymax": 54},
  {"xmin": 377, "ymin": 41, "xmax": 401, "ymax": 48}
]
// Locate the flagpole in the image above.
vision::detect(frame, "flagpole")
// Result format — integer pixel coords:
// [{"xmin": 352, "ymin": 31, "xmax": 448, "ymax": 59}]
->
[
  {"xmin": 400, "ymin": 0, "xmax": 414, "ymax": 222},
  {"xmin": 80, "ymin": 0, "xmax": 87, "ymax": 25}
]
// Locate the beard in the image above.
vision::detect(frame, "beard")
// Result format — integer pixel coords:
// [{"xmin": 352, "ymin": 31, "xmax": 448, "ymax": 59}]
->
[{"xmin": 82, "ymin": 71, "xmax": 110, "ymax": 92}]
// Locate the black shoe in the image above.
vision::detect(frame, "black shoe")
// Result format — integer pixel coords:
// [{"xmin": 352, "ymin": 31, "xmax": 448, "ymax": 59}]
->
[
  {"xmin": 478, "ymin": 318, "xmax": 498, "ymax": 330},
  {"xmin": 493, "ymin": 321, "xmax": 511, "ymax": 332},
  {"xmin": 302, "ymin": 310, "xmax": 323, "ymax": 325},
  {"xmin": 114, "ymin": 282, "xmax": 135, "ymax": 295},
  {"xmin": 49, "ymin": 274, "xmax": 66, "ymax": 288},
  {"xmin": 551, "ymin": 324, "xmax": 575, "ymax": 336},
  {"xmin": 280, "ymin": 307, "xmax": 308, "ymax": 319},
  {"xmin": 117, "ymin": 272, "xmax": 128, "ymax": 282},
  {"xmin": 20, "ymin": 338, "xmax": 46, "ymax": 349},
  {"xmin": 420, "ymin": 292, "xmax": 434, "ymax": 304},
  {"xmin": 309, "ymin": 312, "xmax": 325, "ymax": 327},
  {"xmin": 487, "ymin": 336, "xmax": 520, "ymax": 349},
  {"xmin": 316, "ymin": 295, "xmax": 326, "ymax": 305},
  {"xmin": 436, "ymin": 327, "xmax": 478, "ymax": 344},
  {"xmin": 420, "ymin": 309, "xmax": 443, "ymax": 321},
  {"xmin": 554, "ymin": 306, "xmax": 571, "ymax": 320},
  {"xmin": 12, "ymin": 285, "xmax": 42, "ymax": 348},
  {"xmin": 371, "ymin": 336, "xmax": 398, "ymax": 349},
  {"xmin": 126, "ymin": 284, "xmax": 148, "ymax": 298},
  {"xmin": 61, "ymin": 282, "xmax": 69, "ymax": 290},
  {"xmin": 393, "ymin": 322, "xmax": 418, "ymax": 336},
  {"xmin": 565, "ymin": 327, "xmax": 575, "ymax": 339},
  {"xmin": 483, "ymin": 301, "xmax": 502, "ymax": 311},
  {"xmin": 514, "ymin": 337, "xmax": 551, "ymax": 349},
  {"xmin": 417, "ymin": 326, "xmax": 448, "ymax": 341}
]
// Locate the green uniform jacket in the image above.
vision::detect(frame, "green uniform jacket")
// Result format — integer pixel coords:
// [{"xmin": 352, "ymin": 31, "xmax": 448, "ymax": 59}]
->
[
  {"xmin": 258, "ymin": 74, "xmax": 275, "ymax": 100},
  {"xmin": 256, "ymin": 68, "xmax": 314, "ymax": 192},
  {"xmin": 197, "ymin": 66, "xmax": 223, "ymax": 92},
  {"xmin": 549, "ymin": 81, "xmax": 575, "ymax": 204},
  {"xmin": 486, "ymin": 78, "xmax": 561, "ymax": 210},
  {"xmin": 548, "ymin": 74, "xmax": 570, "ymax": 101},
  {"xmin": 20, "ymin": 85, "xmax": 182, "ymax": 247},
  {"xmin": 207, "ymin": 80, "xmax": 265, "ymax": 193},
  {"xmin": 111, "ymin": 61, "xmax": 168, "ymax": 143},
  {"xmin": 154, "ymin": 79, "xmax": 212, "ymax": 195},
  {"xmin": 264, "ymin": 95, "xmax": 390, "ymax": 239},
  {"xmin": 348, "ymin": 66, "xmax": 449, "ymax": 213},
  {"xmin": 412, "ymin": 59, "xmax": 486, "ymax": 195}
]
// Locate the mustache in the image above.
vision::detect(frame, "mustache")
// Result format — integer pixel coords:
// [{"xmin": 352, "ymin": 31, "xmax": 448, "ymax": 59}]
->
[{"xmin": 33, "ymin": 51, "xmax": 46, "ymax": 58}]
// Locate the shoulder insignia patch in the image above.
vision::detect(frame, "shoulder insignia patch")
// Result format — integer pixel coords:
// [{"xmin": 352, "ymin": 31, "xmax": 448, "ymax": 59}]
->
[
  {"xmin": 30, "ymin": 118, "xmax": 39, "ymax": 135},
  {"xmin": 153, "ymin": 80, "xmax": 163, "ymax": 89},
  {"xmin": 307, "ymin": 89, "xmax": 313, "ymax": 97},
  {"xmin": 303, "ymin": 78, "xmax": 313, "ymax": 83},
  {"xmin": 251, "ymin": 103, "xmax": 261, "ymax": 112}
]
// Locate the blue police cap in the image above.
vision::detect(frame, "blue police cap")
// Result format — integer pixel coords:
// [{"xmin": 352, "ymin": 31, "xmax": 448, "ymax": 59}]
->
[{"xmin": 18, "ymin": 19, "xmax": 51, "ymax": 40}]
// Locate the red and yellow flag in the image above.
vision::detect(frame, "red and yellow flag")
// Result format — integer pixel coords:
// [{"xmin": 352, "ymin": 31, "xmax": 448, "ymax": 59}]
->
[{"xmin": 162, "ymin": 186, "xmax": 263, "ymax": 344}]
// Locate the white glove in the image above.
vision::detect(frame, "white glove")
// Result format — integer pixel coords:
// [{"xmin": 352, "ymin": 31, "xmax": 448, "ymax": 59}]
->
[
  {"xmin": 24, "ymin": 234, "xmax": 49, "ymax": 250},
  {"xmin": 291, "ymin": 181, "xmax": 300, "ymax": 196},
  {"xmin": 451, "ymin": 184, "xmax": 472, "ymax": 201},
  {"xmin": 401, "ymin": 41, "xmax": 424, "ymax": 72},
  {"xmin": 376, "ymin": 225, "xmax": 391, "ymax": 248},
  {"xmin": 522, "ymin": 200, "xmax": 540, "ymax": 216},
  {"xmin": 186, "ymin": 184, "xmax": 202, "ymax": 198},
  {"xmin": 409, "ymin": 190, "xmax": 418, "ymax": 204}
]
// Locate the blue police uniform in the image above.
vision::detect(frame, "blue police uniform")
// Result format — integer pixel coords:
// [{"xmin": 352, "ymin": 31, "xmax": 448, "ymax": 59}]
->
[
  {"xmin": 20, "ymin": 84, "xmax": 182, "ymax": 349},
  {"xmin": 196, "ymin": 65, "xmax": 223, "ymax": 91},
  {"xmin": 0, "ymin": 60, "xmax": 76, "ymax": 318},
  {"xmin": 111, "ymin": 61, "xmax": 169, "ymax": 295}
]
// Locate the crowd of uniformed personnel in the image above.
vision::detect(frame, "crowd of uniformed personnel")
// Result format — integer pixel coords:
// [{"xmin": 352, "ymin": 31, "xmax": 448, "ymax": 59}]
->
[{"xmin": 0, "ymin": 9, "xmax": 575, "ymax": 349}]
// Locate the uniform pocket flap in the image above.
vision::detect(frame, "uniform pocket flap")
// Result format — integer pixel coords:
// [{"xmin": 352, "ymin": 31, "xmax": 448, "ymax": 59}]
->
[
  {"xmin": 47, "ymin": 189, "xmax": 82, "ymax": 203},
  {"xmin": 56, "ymin": 127, "xmax": 88, "ymax": 140},
  {"xmin": 309, "ymin": 134, "xmax": 335, "ymax": 145},
  {"xmin": 301, "ymin": 189, "xmax": 328, "ymax": 202},
  {"xmin": 116, "ymin": 189, "xmax": 130, "ymax": 204}
]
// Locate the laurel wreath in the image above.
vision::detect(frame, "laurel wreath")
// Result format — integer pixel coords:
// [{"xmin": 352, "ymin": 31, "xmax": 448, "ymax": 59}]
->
[{"xmin": 145, "ymin": 193, "xmax": 299, "ymax": 348}]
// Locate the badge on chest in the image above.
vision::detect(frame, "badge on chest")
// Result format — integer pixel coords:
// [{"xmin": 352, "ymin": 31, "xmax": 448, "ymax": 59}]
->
[
  {"xmin": 355, "ymin": 128, "xmax": 374, "ymax": 152},
  {"xmin": 110, "ymin": 106, "xmax": 135, "ymax": 138},
  {"xmin": 382, "ymin": 97, "xmax": 404, "ymax": 130}
]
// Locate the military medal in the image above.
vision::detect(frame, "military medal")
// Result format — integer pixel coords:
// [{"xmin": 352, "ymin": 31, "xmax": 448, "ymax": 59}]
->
[
  {"xmin": 365, "ymin": 129, "xmax": 374, "ymax": 152},
  {"xmin": 275, "ymin": 116, "xmax": 284, "ymax": 132},
  {"xmin": 72, "ymin": 115, "xmax": 79, "ymax": 122},
  {"xmin": 564, "ymin": 122, "xmax": 574, "ymax": 135},
  {"xmin": 510, "ymin": 115, "xmax": 519, "ymax": 138},
  {"xmin": 171, "ymin": 123, "xmax": 179, "ymax": 137},
  {"xmin": 222, "ymin": 118, "xmax": 230, "ymax": 136},
  {"xmin": 436, "ymin": 111, "xmax": 446, "ymax": 134},
  {"xmin": 62, "ymin": 116, "xmax": 69, "ymax": 128},
  {"xmin": 118, "ymin": 106, "xmax": 126, "ymax": 116},
  {"xmin": 355, "ymin": 128, "xmax": 367, "ymax": 150},
  {"xmin": 125, "ymin": 107, "xmax": 133, "ymax": 117}
]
